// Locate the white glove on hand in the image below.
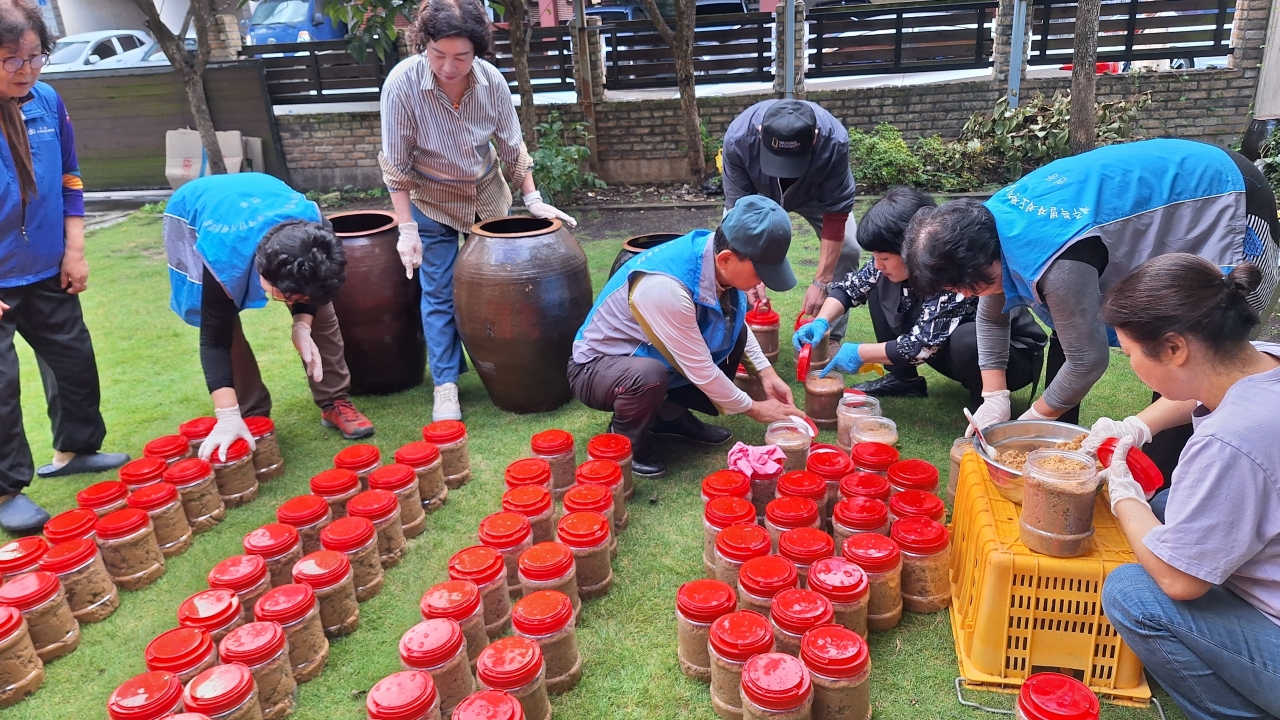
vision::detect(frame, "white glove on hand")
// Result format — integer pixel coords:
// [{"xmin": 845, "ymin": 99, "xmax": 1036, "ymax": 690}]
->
[
  {"xmin": 397, "ymin": 222, "xmax": 422, "ymax": 279},
  {"xmin": 199, "ymin": 405, "xmax": 256, "ymax": 463},
  {"xmin": 523, "ymin": 191, "xmax": 578, "ymax": 229},
  {"xmin": 292, "ymin": 321, "xmax": 323, "ymax": 382},
  {"xmin": 966, "ymin": 390, "xmax": 1012, "ymax": 437},
  {"xmin": 1083, "ymin": 415, "xmax": 1153, "ymax": 453},
  {"xmin": 1018, "ymin": 404, "xmax": 1055, "ymax": 421},
  {"xmin": 1103, "ymin": 436, "xmax": 1149, "ymax": 513}
]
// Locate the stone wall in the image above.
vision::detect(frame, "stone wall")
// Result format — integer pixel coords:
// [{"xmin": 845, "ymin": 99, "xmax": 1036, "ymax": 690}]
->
[{"xmin": 277, "ymin": 112, "xmax": 383, "ymax": 191}]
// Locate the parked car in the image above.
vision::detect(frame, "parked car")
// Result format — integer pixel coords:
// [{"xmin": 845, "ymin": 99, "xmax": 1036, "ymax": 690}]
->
[
  {"xmin": 585, "ymin": 1, "xmax": 650, "ymax": 23},
  {"xmin": 245, "ymin": 0, "xmax": 346, "ymax": 45},
  {"xmin": 92, "ymin": 37, "xmax": 198, "ymax": 70},
  {"xmin": 43, "ymin": 30, "xmax": 151, "ymax": 73}
]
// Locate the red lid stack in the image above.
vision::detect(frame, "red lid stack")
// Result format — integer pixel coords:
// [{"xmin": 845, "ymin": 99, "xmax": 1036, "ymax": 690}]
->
[
  {"xmin": 475, "ymin": 637, "xmax": 544, "ymax": 691},
  {"xmin": 366, "ymin": 671, "xmax": 439, "ymax": 720},
  {"xmin": 400, "ymin": 618, "xmax": 465, "ymax": 669},
  {"xmin": 740, "ymin": 653, "xmax": 812, "ymax": 711},
  {"xmin": 511, "ymin": 590, "xmax": 574, "ymax": 636}
]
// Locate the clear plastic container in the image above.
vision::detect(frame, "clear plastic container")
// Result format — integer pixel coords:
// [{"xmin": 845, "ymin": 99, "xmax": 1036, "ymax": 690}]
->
[
  {"xmin": 333, "ymin": 444, "xmax": 381, "ymax": 489},
  {"xmin": 832, "ymin": 497, "xmax": 891, "ymax": 552},
  {"xmin": 513, "ymin": 591, "xmax": 582, "ymax": 694},
  {"xmin": 293, "ymin": 551, "xmax": 359, "ymax": 638},
  {"xmin": 709, "ymin": 611, "xmax": 774, "ymax": 720},
  {"xmin": 143, "ymin": 434, "xmax": 193, "ymax": 465},
  {"xmin": 806, "ymin": 557, "xmax": 869, "ymax": 639},
  {"xmin": 164, "ymin": 458, "xmax": 226, "ymax": 533},
  {"xmin": 475, "ymin": 637, "xmax": 552, "ymax": 720},
  {"xmin": 208, "ymin": 554, "xmax": 272, "ymax": 623},
  {"xmin": 588, "ymin": 433, "xmax": 635, "ymax": 502},
  {"xmin": 1020, "ymin": 449, "xmax": 1099, "ymax": 558},
  {"xmin": 37, "ymin": 539, "xmax": 118, "ymax": 623},
  {"xmin": 424, "ymin": 421, "xmax": 472, "ymax": 489},
  {"xmin": 777, "ymin": 528, "xmax": 836, "ymax": 589},
  {"xmin": 766, "ymin": 420, "xmax": 813, "ymax": 473},
  {"xmin": 320, "ymin": 516, "xmax": 384, "ymax": 602},
  {"xmin": 255, "ymin": 583, "xmax": 329, "ymax": 684},
  {"xmin": 107, "ymin": 671, "xmax": 183, "ymax": 720},
  {"xmin": 750, "ymin": 468, "xmax": 783, "ymax": 523},
  {"xmin": 0, "ymin": 606, "xmax": 43, "ymax": 706},
  {"xmin": 703, "ymin": 496, "xmax": 756, "ymax": 578},
  {"xmin": 714, "ymin": 523, "xmax": 771, "ymax": 592},
  {"xmin": 310, "ymin": 468, "xmax": 362, "ymax": 520},
  {"xmin": 531, "ymin": 430, "xmax": 576, "ymax": 501},
  {"xmin": 366, "ymin": 670, "xmax": 441, "ymax": 720},
  {"xmin": 0, "ymin": 536, "xmax": 47, "ymax": 581},
  {"xmin": 563, "ymin": 484, "xmax": 617, "ymax": 560},
  {"xmin": 178, "ymin": 588, "xmax": 245, "ymax": 644},
  {"xmin": 886, "ymin": 459, "xmax": 940, "ymax": 497},
  {"xmin": 96, "ymin": 508, "xmax": 166, "ymax": 591},
  {"xmin": 893, "ymin": 517, "xmax": 952, "ymax": 615},
  {"xmin": 0, "ymin": 572, "xmax": 79, "ymax": 663},
  {"xmin": 740, "ymin": 652, "xmax": 813, "ymax": 720},
  {"xmin": 181, "ymin": 662, "xmax": 262, "ymax": 720},
  {"xmin": 503, "ymin": 486, "xmax": 557, "ymax": 546},
  {"xmin": 576, "ymin": 459, "xmax": 628, "ymax": 532},
  {"xmin": 126, "ymin": 482, "xmax": 192, "ymax": 558},
  {"xmin": 370, "ymin": 464, "xmax": 427, "ymax": 539},
  {"xmin": 804, "ymin": 370, "xmax": 845, "ymax": 431},
  {"xmin": 421, "ymin": 580, "xmax": 489, "ymax": 672},
  {"xmin": 245, "ymin": 417, "xmax": 285, "ymax": 482},
  {"xmin": 518, "ymin": 543, "xmax": 581, "ymax": 619},
  {"xmin": 556, "ymin": 512, "xmax": 613, "ymax": 600},
  {"xmin": 888, "ymin": 489, "xmax": 946, "ymax": 526},
  {"xmin": 396, "ymin": 442, "xmax": 449, "ymax": 512},
  {"xmin": 747, "ymin": 300, "xmax": 781, "ymax": 365},
  {"xmin": 947, "ymin": 437, "xmax": 969, "ymax": 506},
  {"xmin": 243, "ymin": 523, "xmax": 304, "ymax": 589},
  {"xmin": 850, "ymin": 417, "xmax": 898, "ymax": 447},
  {"xmin": 770, "ymin": 588, "xmax": 834, "ymax": 657},
  {"xmin": 836, "ymin": 394, "xmax": 882, "ymax": 451},
  {"xmin": 212, "ymin": 439, "xmax": 259, "ymax": 509},
  {"xmin": 801, "ymin": 624, "xmax": 870, "ymax": 720},
  {"xmin": 842, "ymin": 534, "xmax": 902, "ymax": 632},
  {"xmin": 146, "ymin": 626, "xmax": 217, "ymax": 686},
  {"xmin": 850, "ymin": 443, "xmax": 899, "ymax": 477},
  {"xmin": 765, "ymin": 497, "xmax": 821, "ymax": 553},
  {"xmin": 736, "ymin": 556, "xmax": 798, "ymax": 620},
  {"xmin": 276, "ymin": 495, "xmax": 333, "ymax": 556},
  {"xmin": 478, "ymin": 512, "xmax": 534, "ymax": 600},
  {"xmin": 676, "ymin": 579, "xmax": 737, "ymax": 682},
  {"xmin": 736, "ymin": 364, "xmax": 768, "ymax": 402},
  {"xmin": 76, "ymin": 480, "xmax": 129, "ymax": 517},
  {"xmin": 401, "ymin": 619, "xmax": 474, "ymax": 716},
  {"xmin": 219, "ymin": 621, "xmax": 297, "ymax": 719},
  {"xmin": 448, "ymin": 546, "xmax": 513, "ymax": 641}
]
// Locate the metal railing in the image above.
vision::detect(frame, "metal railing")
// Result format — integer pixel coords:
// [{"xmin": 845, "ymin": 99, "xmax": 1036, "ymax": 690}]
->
[{"xmin": 1029, "ymin": 0, "xmax": 1235, "ymax": 63}]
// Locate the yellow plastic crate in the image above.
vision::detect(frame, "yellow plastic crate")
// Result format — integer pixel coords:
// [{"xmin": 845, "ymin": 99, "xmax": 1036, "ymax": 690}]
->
[{"xmin": 948, "ymin": 450, "xmax": 1151, "ymax": 706}]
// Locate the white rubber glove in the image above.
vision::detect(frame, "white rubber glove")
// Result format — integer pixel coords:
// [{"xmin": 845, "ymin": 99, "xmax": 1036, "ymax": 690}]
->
[
  {"xmin": 1018, "ymin": 404, "xmax": 1055, "ymax": 421},
  {"xmin": 199, "ymin": 405, "xmax": 256, "ymax": 463},
  {"xmin": 292, "ymin": 321, "xmax": 323, "ymax": 383},
  {"xmin": 1082, "ymin": 415, "xmax": 1153, "ymax": 453},
  {"xmin": 524, "ymin": 191, "xmax": 578, "ymax": 229},
  {"xmin": 397, "ymin": 222, "xmax": 422, "ymax": 279},
  {"xmin": 1103, "ymin": 436, "xmax": 1150, "ymax": 512},
  {"xmin": 966, "ymin": 390, "xmax": 1011, "ymax": 438}
]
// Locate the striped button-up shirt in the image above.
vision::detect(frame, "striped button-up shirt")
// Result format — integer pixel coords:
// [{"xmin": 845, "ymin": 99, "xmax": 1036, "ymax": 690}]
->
[{"xmin": 379, "ymin": 55, "xmax": 531, "ymax": 233}]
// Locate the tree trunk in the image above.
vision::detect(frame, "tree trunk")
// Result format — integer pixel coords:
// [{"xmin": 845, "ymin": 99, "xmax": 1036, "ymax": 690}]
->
[
  {"xmin": 507, "ymin": 0, "xmax": 539, "ymax": 150},
  {"xmin": 641, "ymin": 0, "xmax": 704, "ymax": 179},
  {"xmin": 1068, "ymin": 0, "xmax": 1100, "ymax": 155}
]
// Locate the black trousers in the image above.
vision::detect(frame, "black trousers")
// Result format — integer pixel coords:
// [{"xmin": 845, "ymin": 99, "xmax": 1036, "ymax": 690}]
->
[{"xmin": 0, "ymin": 276, "xmax": 107, "ymax": 495}]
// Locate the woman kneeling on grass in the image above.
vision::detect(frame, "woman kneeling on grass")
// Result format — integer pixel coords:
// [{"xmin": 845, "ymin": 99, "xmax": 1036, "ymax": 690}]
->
[{"xmin": 1097, "ymin": 254, "xmax": 1280, "ymax": 720}]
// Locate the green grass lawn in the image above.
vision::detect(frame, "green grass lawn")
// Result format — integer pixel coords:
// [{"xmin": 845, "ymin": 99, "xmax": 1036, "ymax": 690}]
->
[{"xmin": 7, "ymin": 206, "xmax": 1182, "ymax": 720}]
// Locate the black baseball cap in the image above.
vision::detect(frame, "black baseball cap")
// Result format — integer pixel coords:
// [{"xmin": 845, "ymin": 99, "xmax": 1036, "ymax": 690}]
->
[
  {"xmin": 760, "ymin": 100, "xmax": 816, "ymax": 179},
  {"xmin": 721, "ymin": 195, "xmax": 796, "ymax": 292}
]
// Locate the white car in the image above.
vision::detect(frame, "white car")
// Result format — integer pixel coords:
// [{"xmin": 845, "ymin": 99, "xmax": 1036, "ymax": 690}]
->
[
  {"xmin": 92, "ymin": 37, "xmax": 198, "ymax": 70},
  {"xmin": 43, "ymin": 30, "xmax": 151, "ymax": 73}
]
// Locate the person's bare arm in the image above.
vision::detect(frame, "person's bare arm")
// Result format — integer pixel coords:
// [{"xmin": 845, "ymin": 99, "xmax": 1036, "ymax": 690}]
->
[{"xmin": 1114, "ymin": 499, "xmax": 1213, "ymax": 600}]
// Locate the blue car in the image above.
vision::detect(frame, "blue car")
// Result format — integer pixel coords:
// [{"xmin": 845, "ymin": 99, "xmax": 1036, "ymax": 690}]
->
[{"xmin": 246, "ymin": 0, "xmax": 346, "ymax": 45}]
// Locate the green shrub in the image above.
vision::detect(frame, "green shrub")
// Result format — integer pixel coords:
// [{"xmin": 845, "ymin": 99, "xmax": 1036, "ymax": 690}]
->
[
  {"xmin": 847, "ymin": 123, "xmax": 922, "ymax": 192},
  {"xmin": 1258, "ymin": 131, "xmax": 1280, "ymax": 193},
  {"xmin": 912, "ymin": 135, "xmax": 997, "ymax": 193},
  {"xmin": 701, "ymin": 121, "xmax": 723, "ymax": 172},
  {"xmin": 531, "ymin": 112, "xmax": 606, "ymax": 206}
]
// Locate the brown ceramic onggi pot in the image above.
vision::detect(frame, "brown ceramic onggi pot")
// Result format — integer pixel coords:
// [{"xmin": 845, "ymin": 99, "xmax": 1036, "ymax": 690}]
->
[{"xmin": 607, "ymin": 233, "xmax": 683, "ymax": 279}]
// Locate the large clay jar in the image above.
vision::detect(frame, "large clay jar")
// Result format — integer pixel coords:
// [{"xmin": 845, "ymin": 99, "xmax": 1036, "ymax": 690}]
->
[
  {"xmin": 607, "ymin": 233, "xmax": 682, "ymax": 279},
  {"xmin": 455, "ymin": 217, "xmax": 592, "ymax": 413},
  {"xmin": 328, "ymin": 211, "xmax": 426, "ymax": 395}
]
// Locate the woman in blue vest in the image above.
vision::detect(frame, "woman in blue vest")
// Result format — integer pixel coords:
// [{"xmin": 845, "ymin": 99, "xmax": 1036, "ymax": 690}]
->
[{"xmin": 0, "ymin": 0, "xmax": 129, "ymax": 533}]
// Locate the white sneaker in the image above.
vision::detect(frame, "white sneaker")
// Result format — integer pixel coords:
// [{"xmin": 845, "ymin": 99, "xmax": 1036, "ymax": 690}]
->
[{"xmin": 433, "ymin": 382, "xmax": 462, "ymax": 422}]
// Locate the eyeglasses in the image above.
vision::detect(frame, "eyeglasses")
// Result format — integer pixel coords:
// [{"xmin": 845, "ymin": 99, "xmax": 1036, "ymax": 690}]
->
[{"xmin": 1, "ymin": 53, "xmax": 49, "ymax": 73}]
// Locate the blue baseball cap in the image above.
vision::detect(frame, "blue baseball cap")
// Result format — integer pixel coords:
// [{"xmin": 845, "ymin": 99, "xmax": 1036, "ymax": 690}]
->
[{"xmin": 721, "ymin": 195, "xmax": 796, "ymax": 292}]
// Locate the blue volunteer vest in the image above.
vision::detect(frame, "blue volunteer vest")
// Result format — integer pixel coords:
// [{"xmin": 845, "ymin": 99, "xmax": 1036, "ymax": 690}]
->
[{"xmin": 0, "ymin": 82, "xmax": 71, "ymax": 288}]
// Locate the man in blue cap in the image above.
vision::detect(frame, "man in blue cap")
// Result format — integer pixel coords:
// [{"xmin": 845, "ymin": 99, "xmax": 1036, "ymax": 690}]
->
[{"xmin": 568, "ymin": 195, "xmax": 806, "ymax": 478}]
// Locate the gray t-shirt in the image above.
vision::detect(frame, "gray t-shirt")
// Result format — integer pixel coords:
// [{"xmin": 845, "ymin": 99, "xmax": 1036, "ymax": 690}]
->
[{"xmin": 1144, "ymin": 342, "xmax": 1280, "ymax": 625}]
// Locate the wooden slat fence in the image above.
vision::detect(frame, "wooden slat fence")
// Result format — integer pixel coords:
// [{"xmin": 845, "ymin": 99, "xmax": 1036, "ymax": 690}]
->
[
  {"xmin": 239, "ymin": 39, "xmax": 397, "ymax": 104},
  {"xmin": 807, "ymin": 0, "xmax": 999, "ymax": 77},
  {"xmin": 597, "ymin": 13, "xmax": 774, "ymax": 89},
  {"xmin": 1029, "ymin": 0, "xmax": 1235, "ymax": 62}
]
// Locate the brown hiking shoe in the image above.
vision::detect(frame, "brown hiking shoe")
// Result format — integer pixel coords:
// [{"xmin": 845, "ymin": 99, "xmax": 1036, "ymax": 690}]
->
[{"xmin": 321, "ymin": 399, "xmax": 375, "ymax": 439}]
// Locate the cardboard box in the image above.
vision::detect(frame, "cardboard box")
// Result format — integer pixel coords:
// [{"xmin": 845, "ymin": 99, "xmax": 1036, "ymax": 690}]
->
[{"xmin": 164, "ymin": 128, "xmax": 244, "ymax": 189}]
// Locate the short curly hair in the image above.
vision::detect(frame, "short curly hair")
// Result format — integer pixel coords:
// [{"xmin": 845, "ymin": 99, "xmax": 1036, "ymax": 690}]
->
[
  {"xmin": 902, "ymin": 198, "xmax": 1001, "ymax": 296},
  {"xmin": 255, "ymin": 220, "xmax": 346, "ymax": 306},
  {"xmin": 409, "ymin": 0, "xmax": 493, "ymax": 57}
]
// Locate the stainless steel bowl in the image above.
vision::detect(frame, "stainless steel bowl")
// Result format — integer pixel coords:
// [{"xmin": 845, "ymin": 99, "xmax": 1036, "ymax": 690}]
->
[{"xmin": 972, "ymin": 419, "xmax": 1089, "ymax": 503}]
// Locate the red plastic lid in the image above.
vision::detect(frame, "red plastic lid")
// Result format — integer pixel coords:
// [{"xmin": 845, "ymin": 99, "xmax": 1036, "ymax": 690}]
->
[
  {"xmin": 77, "ymin": 480, "xmax": 129, "ymax": 510},
  {"xmin": 163, "ymin": 458, "xmax": 213, "ymax": 487},
  {"xmin": 96, "ymin": 508, "xmax": 150, "ymax": 540},
  {"xmin": 243, "ymin": 523, "xmax": 300, "ymax": 559},
  {"xmin": 107, "ymin": 671, "xmax": 183, "ymax": 720},
  {"xmin": 395, "ymin": 441, "xmax": 440, "ymax": 468},
  {"xmin": 746, "ymin": 298, "xmax": 780, "ymax": 325},
  {"xmin": 44, "ymin": 507, "xmax": 99, "ymax": 543},
  {"xmin": 367, "ymin": 671, "xmax": 438, "ymax": 720},
  {"xmin": 505, "ymin": 459, "xmax": 552, "ymax": 490},
  {"xmin": 704, "ymin": 496, "xmax": 756, "ymax": 529},
  {"xmin": 0, "ymin": 536, "xmax": 49, "ymax": 575},
  {"xmin": 292, "ymin": 550, "xmax": 351, "ymax": 590},
  {"xmin": 887, "ymin": 459, "xmax": 940, "ymax": 491},
  {"xmin": 401, "ymin": 618, "xmax": 465, "ymax": 669},
  {"xmin": 806, "ymin": 557, "xmax": 869, "ymax": 603},
  {"xmin": 563, "ymin": 484, "xmax": 612, "ymax": 515},
  {"xmin": 770, "ymin": 588, "xmax": 834, "ymax": 634},
  {"xmin": 144, "ymin": 436, "xmax": 189, "ymax": 462},
  {"xmin": 38, "ymin": 538, "xmax": 98, "ymax": 574},
  {"xmin": 701, "ymin": 469, "xmax": 751, "ymax": 501},
  {"xmin": 420, "ymin": 580, "xmax": 482, "ymax": 621},
  {"xmin": 839, "ymin": 472, "xmax": 891, "ymax": 502},
  {"xmin": 215, "ymin": 439, "xmax": 251, "ymax": 463},
  {"xmin": 177, "ymin": 589, "xmax": 242, "ymax": 632},
  {"xmin": 851, "ymin": 442, "xmax": 899, "ymax": 471},
  {"xmin": 556, "ymin": 511, "xmax": 611, "ymax": 549},
  {"xmin": 807, "ymin": 451, "xmax": 853, "ymax": 480},
  {"xmin": 348, "ymin": 489, "xmax": 400, "ymax": 522},
  {"xmin": 208, "ymin": 554, "xmax": 268, "ymax": 593},
  {"xmin": 518, "ymin": 542, "xmax": 575, "ymax": 582},
  {"xmin": 776, "ymin": 470, "xmax": 827, "ymax": 500},
  {"xmin": 891, "ymin": 516, "xmax": 950, "ymax": 555},
  {"xmin": 219, "ymin": 621, "xmax": 286, "ymax": 667},
  {"xmin": 127, "ymin": 482, "xmax": 180, "ymax": 512},
  {"xmin": 452, "ymin": 691, "xmax": 525, "ymax": 720},
  {"xmin": 179, "ymin": 417, "xmax": 216, "ymax": 442},
  {"xmin": 370, "ymin": 463, "xmax": 417, "ymax": 492},
  {"xmin": 120, "ymin": 457, "xmax": 169, "ymax": 488},
  {"xmin": 0, "ymin": 570, "xmax": 58, "ymax": 609},
  {"xmin": 165, "ymin": 714, "xmax": 214, "ymax": 720},
  {"xmin": 479, "ymin": 512, "xmax": 533, "ymax": 550},
  {"xmin": 737, "ymin": 555, "xmax": 798, "ymax": 599},
  {"xmin": 422, "ymin": 421, "xmax": 466, "ymax": 445},
  {"xmin": 889, "ymin": 489, "xmax": 946, "ymax": 523},
  {"xmin": 0, "ymin": 606, "xmax": 22, "ymax": 643},
  {"xmin": 1017, "ymin": 672, "xmax": 1101, "ymax": 720},
  {"xmin": 531, "ymin": 429, "xmax": 574, "ymax": 456},
  {"xmin": 842, "ymin": 533, "xmax": 902, "ymax": 574},
  {"xmin": 321, "ymin": 516, "xmax": 377, "ymax": 553},
  {"xmin": 476, "ymin": 637, "xmax": 544, "ymax": 690},
  {"xmin": 709, "ymin": 610, "xmax": 774, "ymax": 662},
  {"xmin": 801, "ymin": 624, "xmax": 869, "ymax": 678},
  {"xmin": 575, "ymin": 459, "xmax": 622, "ymax": 489},
  {"xmin": 778, "ymin": 527, "xmax": 836, "ymax": 565},
  {"xmin": 512, "ymin": 590, "xmax": 574, "ymax": 636},
  {"xmin": 741, "ymin": 653, "xmax": 812, "ymax": 710},
  {"xmin": 244, "ymin": 416, "xmax": 274, "ymax": 438},
  {"xmin": 796, "ymin": 342, "xmax": 812, "ymax": 383},
  {"xmin": 145, "ymin": 627, "xmax": 215, "ymax": 673},
  {"xmin": 503, "ymin": 486, "xmax": 553, "ymax": 518},
  {"xmin": 811, "ymin": 443, "xmax": 847, "ymax": 456},
  {"xmin": 833, "ymin": 496, "xmax": 889, "ymax": 531},
  {"xmin": 676, "ymin": 578, "xmax": 736, "ymax": 624},
  {"xmin": 253, "ymin": 583, "xmax": 316, "ymax": 625},
  {"xmin": 310, "ymin": 468, "xmax": 360, "ymax": 496},
  {"xmin": 765, "ymin": 496, "xmax": 820, "ymax": 529},
  {"xmin": 448, "ymin": 546, "xmax": 505, "ymax": 586},
  {"xmin": 334, "ymin": 444, "xmax": 380, "ymax": 471},
  {"xmin": 586, "ymin": 433, "xmax": 631, "ymax": 461},
  {"xmin": 277, "ymin": 494, "xmax": 331, "ymax": 526},
  {"xmin": 1097, "ymin": 438, "xmax": 1164, "ymax": 495},
  {"xmin": 182, "ymin": 663, "xmax": 256, "ymax": 715},
  {"xmin": 715, "ymin": 523, "xmax": 771, "ymax": 563}
]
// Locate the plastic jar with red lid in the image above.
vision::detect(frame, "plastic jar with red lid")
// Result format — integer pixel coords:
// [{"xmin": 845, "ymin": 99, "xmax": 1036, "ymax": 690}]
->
[
  {"xmin": 517, "ymin": 543, "xmax": 579, "ymax": 618},
  {"xmin": 182, "ymin": 663, "xmax": 261, "ymax": 720},
  {"xmin": 475, "ymin": 637, "xmax": 550, "ymax": 720},
  {"xmin": 179, "ymin": 417, "xmax": 216, "ymax": 453},
  {"xmin": 276, "ymin": 495, "xmax": 333, "ymax": 555},
  {"xmin": 348, "ymin": 489, "xmax": 406, "ymax": 568},
  {"xmin": 38, "ymin": 538, "xmax": 118, "ymax": 623},
  {"xmin": 892, "ymin": 517, "xmax": 951, "ymax": 614},
  {"xmin": 562, "ymin": 484, "xmax": 616, "ymax": 559},
  {"xmin": 0, "ymin": 605, "xmax": 43, "ymax": 707},
  {"xmin": 400, "ymin": 619, "xmax": 473, "ymax": 716},
  {"xmin": 144, "ymin": 434, "xmax": 193, "ymax": 465},
  {"xmin": 219, "ymin": 621, "xmax": 295, "ymax": 719},
  {"xmin": 449, "ymin": 547, "xmax": 512, "ymax": 641},
  {"xmin": 708, "ymin": 610, "xmax": 774, "ymax": 719},
  {"xmin": 740, "ymin": 652, "xmax": 813, "ymax": 720},
  {"xmin": 776, "ymin": 469, "xmax": 830, "ymax": 534},
  {"xmin": 702, "ymin": 469, "xmax": 752, "ymax": 505},
  {"xmin": 587, "ymin": 433, "xmax": 634, "ymax": 501},
  {"xmin": 765, "ymin": 497, "xmax": 820, "ymax": 553},
  {"xmin": 0, "ymin": 536, "xmax": 48, "ymax": 580},
  {"xmin": 292, "ymin": 551, "xmax": 358, "ymax": 638},
  {"xmin": 423, "ymin": 421, "xmax": 471, "ymax": 489},
  {"xmin": 675, "ymin": 579, "xmax": 736, "ymax": 683},
  {"xmin": 836, "ymin": 393, "xmax": 881, "ymax": 452},
  {"xmin": 887, "ymin": 459, "xmax": 940, "ymax": 497},
  {"xmin": 211, "ymin": 439, "xmax": 258, "ymax": 509},
  {"xmin": 529, "ymin": 430, "xmax": 574, "ymax": 500},
  {"xmin": 504, "ymin": 459, "xmax": 552, "ymax": 496},
  {"xmin": 703, "ymin": 496, "xmax": 755, "ymax": 578},
  {"xmin": 807, "ymin": 451, "xmax": 853, "ymax": 529},
  {"xmin": 421, "ymin": 581, "xmax": 488, "ymax": 671},
  {"xmin": 254, "ymin": 584, "xmax": 328, "ymax": 683},
  {"xmin": 888, "ymin": 489, "xmax": 945, "ymax": 526},
  {"xmin": 850, "ymin": 443, "xmax": 898, "ymax": 477},
  {"xmin": 370, "ymin": 464, "xmax": 427, "ymax": 539},
  {"xmin": 1020, "ymin": 449, "xmax": 1100, "ymax": 558},
  {"xmin": 127, "ymin": 482, "xmax": 192, "ymax": 558},
  {"xmin": 107, "ymin": 671, "xmax": 183, "ymax": 720},
  {"xmin": 841, "ymin": 533, "xmax": 902, "ymax": 631},
  {"xmin": 453, "ymin": 691, "xmax": 525, "ymax": 720},
  {"xmin": 146, "ymin": 626, "xmax": 218, "ymax": 685},
  {"xmin": 243, "ymin": 417, "xmax": 284, "ymax": 483},
  {"xmin": 179, "ymin": 589, "xmax": 245, "ymax": 643},
  {"xmin": 396, "ymin": 441, "xmax": 447, "ymax": 512},
  {"xmin": 244, "ymin": 524, "xmax": 303, "ymax": 589},
  {"xmin": 320, "ymin": 516, "xmax": 383, "ymax": 602},
  {"xmin": 838, "ymin": 472, "xmax": 890, "ymax": 504},
  {"xmin": 736, "ymin": 363, "xmax": 768, "ymax": 402},
  {"xmin": 120, "ymin": 457, "xmax": 168, "ymax": 491},
  {"xmin": 78, "ymin": 480, "xmax": 129, "ymax": 517},
  {"xmin": 503, "ymin": 486, "xmax": 556, "ymax": 546},
  {"xmin": 747, "ymin": 466, "xmax": 784, "ymax": 524},
  {"xmin": 209, "ymin": 555, "xmax": 271, "ymax": 623},
  {"xmin": 746, "ymin": 299, "xmax": 780, "ymax": 363},
  {"xmin": 801, "ymin": 624, "xmax": 870, "ymax": 720},
  {"xmin": 555, "ymin": 512, "xmax": 612, "ymax": 600},
  {"xmin": 43, "ymin": 507, "xmax": 98, "ymax": 544},
  {"xmin": 575, "ymin": 459, "xmax": 627, "ymax": 532},
  {"xmin": 512, "ymin": 591, "xmax": 580, "ymax": 694},
  {"xmin": 778, "ymin": 528, "xmax": 835, "ymax": 588},
  {"xmin": 367, "ymin": 670, "xmax": 440, "ymax": 720},
  {"xmin": 1015, "ymin": 672, "xmax": 1100, "ymax": 720},
  {"xmin": 310, "ymin": 469, "xmax": 362, "ymax": 520},
  {"xmin": 737, "ymin": 555, "xmax": 798, "ymax": 619},
  {"xmin": 164, "ymin": 459, "xmax": 225, "ymax": 533},
  {"xmin": 714, "ymin": 523, "xmax": 770, "ymax": 592},
  {"xmin": 806, "ymin": 558, "xmax": 869, "ymax": 639},
  {"xmin": 96, "ymin": 508, "xmax": 165, "ymax": 591},
  {"xmin": 479, "ymin": 512, "xmax": 534, "ymax": 600},
  {"xmin": 334, "ymin": 444, "xmax": 381, "ymax": 489},
  {"xmin": 770, "ymin": 588, "xmax": 833, "ymax": 657},
  {"xmin": 831, "ymin": 496, "xmax": 890, "ymax": 550},
  {"xmin": 0, "ymin": 570, "xmax": 79, "ymax": 662},
  {"xmin": 765, "ymin": 419, "xmax": 813, "ymax": 473}
]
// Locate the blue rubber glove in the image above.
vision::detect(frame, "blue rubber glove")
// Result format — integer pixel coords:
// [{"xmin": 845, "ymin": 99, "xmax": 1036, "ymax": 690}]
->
[
  {"xmin": 792, "ymin": 317, "xmax": 830, "ymax": 352},
  {"xmin": 819, "ymin": 343, "xmax": 862, "ymax": 377}
]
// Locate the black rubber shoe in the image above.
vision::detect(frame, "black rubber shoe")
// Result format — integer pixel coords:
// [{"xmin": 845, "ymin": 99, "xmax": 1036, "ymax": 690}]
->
[
  {"xmin": 854, "ymin": 374, "xmax": 929, "ymax": 398},
  {"xmin": 631, "ymin": 454, "xmax": 667, "ymax": 479},
  {"xmin": 650, "ymin": 411, "xmax": 733, "ymax": 445}
]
